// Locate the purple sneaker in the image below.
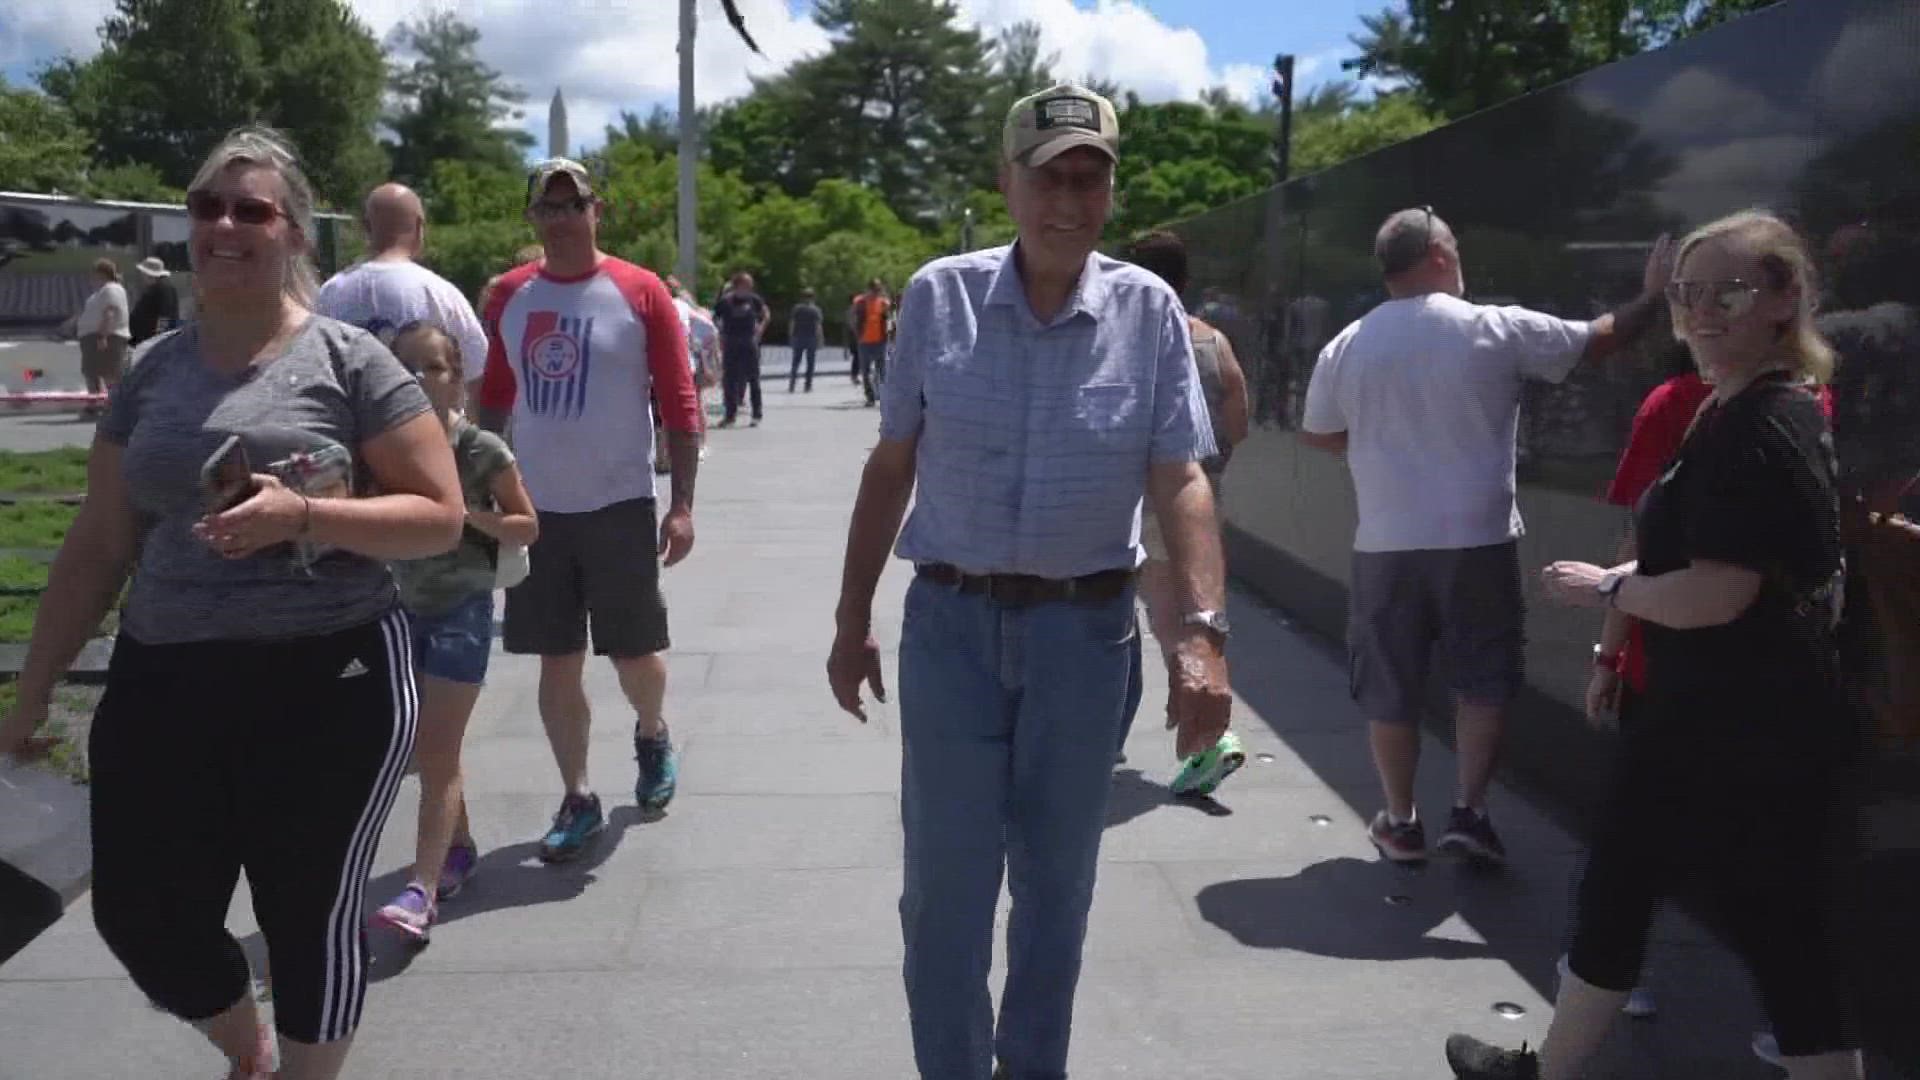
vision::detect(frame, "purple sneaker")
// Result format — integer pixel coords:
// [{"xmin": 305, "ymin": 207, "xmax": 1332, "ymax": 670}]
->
[
  {"xmin": 437, "ymin": 842, "xmax": 478, "ymax": 901},
  {"xmin": 372, "ymin": 883, "xmax": 435, "ymax": 944}
]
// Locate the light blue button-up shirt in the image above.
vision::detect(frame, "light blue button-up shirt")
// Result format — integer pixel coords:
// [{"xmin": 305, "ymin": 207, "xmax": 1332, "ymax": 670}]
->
[{"xmin": 881, "ymin": 243, "xmax": 1216, "ymax": 578}]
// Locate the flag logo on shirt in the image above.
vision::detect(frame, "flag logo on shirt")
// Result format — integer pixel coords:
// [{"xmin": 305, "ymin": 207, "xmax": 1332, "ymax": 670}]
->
[{"xmin": 519, "ymin": 311, "xmax": 594, "ymax": 419}]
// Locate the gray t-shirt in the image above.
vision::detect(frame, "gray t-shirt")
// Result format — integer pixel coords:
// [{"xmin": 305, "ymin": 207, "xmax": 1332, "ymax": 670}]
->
[{"xmin": 100, "ymin": 316, "xmax": 432, "ymax": 643}]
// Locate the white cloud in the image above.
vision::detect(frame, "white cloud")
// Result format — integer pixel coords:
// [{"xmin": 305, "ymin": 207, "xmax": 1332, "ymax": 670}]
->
[{"xmin": 0, "ymin": 0, "xmax": 111, "ymax": 69}]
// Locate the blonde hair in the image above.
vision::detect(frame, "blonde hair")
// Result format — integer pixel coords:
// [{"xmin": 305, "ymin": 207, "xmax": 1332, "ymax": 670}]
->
[
  {"xmin": 390, "ymin": 322, "xmax": 464, "ymax": 382},
  {"xmin": 1675, "ymin": 209, "xmax": 1834, "ymax": 384},
  {"xmin": 188, "ymin": 125, "xmax": 320, "ymax": 307},
  {"xmin": 92, "ymin": 258, "xmax": 121, "ymax": 282}
]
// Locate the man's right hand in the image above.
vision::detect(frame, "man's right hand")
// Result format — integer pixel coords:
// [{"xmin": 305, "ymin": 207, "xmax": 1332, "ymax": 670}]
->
[{"xmin": 828, "ymin": 625, "xmax": 887, "ymax": 723}]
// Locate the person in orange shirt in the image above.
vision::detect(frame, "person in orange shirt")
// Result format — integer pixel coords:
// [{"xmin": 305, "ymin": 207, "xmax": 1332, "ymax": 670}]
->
[{"xmin": 853, "ymin": 279, "xmax": 891, "ymax": 406}]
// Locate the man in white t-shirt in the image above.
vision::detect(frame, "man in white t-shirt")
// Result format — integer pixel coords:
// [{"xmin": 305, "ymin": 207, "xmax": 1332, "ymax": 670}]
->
[
  {"xmin": 1300, "ymin": 206, "xmax": 1672, "ymax": 868},
  {"xmin": 315, "ymin": 183, "xmax": 488, "ymax": 379}
]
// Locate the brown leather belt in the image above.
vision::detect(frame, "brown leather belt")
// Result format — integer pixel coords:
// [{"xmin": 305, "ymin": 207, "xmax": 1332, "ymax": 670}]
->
[{"xmin": 915, "ymin": 563, "xmax": 1134, "ymax": 606}]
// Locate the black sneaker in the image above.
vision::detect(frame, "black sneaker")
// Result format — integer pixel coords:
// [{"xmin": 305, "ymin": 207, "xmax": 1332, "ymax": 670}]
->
[
  {"xmin": 1444, "ymin": 1035, "xmax": 1538, "ymax": 1079},
  {"xmin": 1436, "ymin": 807, "xmax": 1508, "ymax": 867},
  {"xmin": 1368, "ymin": 810, "xmax": 1427, "ymax": 863}
]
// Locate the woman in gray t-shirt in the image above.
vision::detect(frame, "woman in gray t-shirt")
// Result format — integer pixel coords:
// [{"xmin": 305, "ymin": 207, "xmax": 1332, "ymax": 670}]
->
[{"xmin": 0, "ymin": 127, "xmax": 463, "ymax": 1080}]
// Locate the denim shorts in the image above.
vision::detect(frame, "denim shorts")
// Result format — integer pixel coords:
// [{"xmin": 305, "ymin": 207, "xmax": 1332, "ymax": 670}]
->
[{"xmin": 407, "ymin": 591, "xmax": 495, "ymax": 685}]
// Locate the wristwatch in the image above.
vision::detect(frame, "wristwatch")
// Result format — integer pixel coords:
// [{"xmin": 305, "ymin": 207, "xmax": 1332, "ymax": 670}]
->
[
  {"xmin": 1596, "ymin": 571, "xmax": 1627, "ymax": 607},
  {"xmin": 1181, "ymin": 609, "xmax": 1231, "ymax": 639},
  {"xmin": 1592, "ymin": 643, "xmax": 1621, "ymax": 672}
]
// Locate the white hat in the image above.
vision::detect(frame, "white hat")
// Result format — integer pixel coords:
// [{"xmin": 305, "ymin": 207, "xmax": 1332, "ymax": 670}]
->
[{"xmin": 135, "ymin": 257, "xmax": 168, "ymax": 279}]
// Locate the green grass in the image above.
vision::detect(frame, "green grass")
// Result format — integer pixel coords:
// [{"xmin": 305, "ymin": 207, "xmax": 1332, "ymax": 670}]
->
[
  {"xmin": 0, "ymin": 246, "xmax": 129, "ymax": 277},
  {"xmin": 0, "ymin": 556, "xmax": 48, "ymax": 592},
  {"xmin": 0, "ymin": 595, "xmax": 36, "ymax": 643},
  {"xmin": 0, "ymin": 449, "xmax": 89, "ymax": 495},
  {"xmin": 0, "ymin": 502, "xmax": 79, "ymax": 550}
]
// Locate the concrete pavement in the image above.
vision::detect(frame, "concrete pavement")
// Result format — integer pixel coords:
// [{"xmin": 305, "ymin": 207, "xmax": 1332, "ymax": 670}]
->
[{"xmin": 0, "ymin": 378, "xmax": 1796, "ymax": 1078}]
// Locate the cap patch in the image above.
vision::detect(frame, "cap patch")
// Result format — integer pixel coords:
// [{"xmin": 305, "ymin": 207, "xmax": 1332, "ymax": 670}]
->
[{"xmin": 1036, "ymin": 96, "xmax": 1100, "ymax": 132}]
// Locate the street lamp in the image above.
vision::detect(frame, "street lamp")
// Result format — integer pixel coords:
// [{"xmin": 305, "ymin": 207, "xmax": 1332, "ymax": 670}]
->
[{"xmin": 1271, "ymin": 53, "xmax": 1295, "ymax": 186}]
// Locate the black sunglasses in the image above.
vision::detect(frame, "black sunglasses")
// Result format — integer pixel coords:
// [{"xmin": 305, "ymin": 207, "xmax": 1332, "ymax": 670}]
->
[
  {"xmin": 529, "ymin": 196, "xmax": 592, "ymax": 219},
  {"xmin": 186, "ymin": 190, "xmax": 292, "ymax": 227}
]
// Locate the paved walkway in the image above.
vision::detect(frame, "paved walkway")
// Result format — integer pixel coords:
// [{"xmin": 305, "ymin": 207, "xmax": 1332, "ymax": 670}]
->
[{"xmin": 0, "ymin": 379, "xmax": 1790, "ymax": 1078}]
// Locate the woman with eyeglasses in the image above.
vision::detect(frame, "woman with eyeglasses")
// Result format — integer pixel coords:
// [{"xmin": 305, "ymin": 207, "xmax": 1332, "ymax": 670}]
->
[
  {"xmin": 0, "ymin": 126, "xmax": 463, "ymax": 1080},
  {"xmin": 1445, "ymin": 210, "xmax": 1860, "ymax": 1080}
]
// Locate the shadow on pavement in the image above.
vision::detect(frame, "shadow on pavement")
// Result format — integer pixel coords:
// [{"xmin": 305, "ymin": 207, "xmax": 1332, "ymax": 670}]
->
[{"xmin": 1105, "ymin": 768, "xmax": 1231, "ymax": 831}]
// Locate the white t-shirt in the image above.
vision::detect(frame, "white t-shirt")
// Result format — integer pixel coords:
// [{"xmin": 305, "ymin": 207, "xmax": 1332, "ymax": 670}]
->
[
  {"xmin": 314, "ymin": 258, "xmax": 489, "ymax": 379},
  {"xmin": 1301, "ymin": 293, "xmax": 1593, "ymax": 553},
  {"xmin": 475, "ymin": 258, "xmax": 698, "ymax": 514},
  {"xmin": 78, "ymin": 282, "xmax": 130, "ymax": 339}
]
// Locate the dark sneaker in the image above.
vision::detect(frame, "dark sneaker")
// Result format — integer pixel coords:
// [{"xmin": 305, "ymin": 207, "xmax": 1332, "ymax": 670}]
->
[
  {"xmin": 1368, "ymin": 810, "xmax": 1427, "ymax": 863},
  {"xmin": 1444, "ymin": 1035, "xmax": 1539, "ymax": 1079},
  {"xmin": 538, "ymin": 793, "xmax": 606, "ymax": 863},
  {"xmin": 1436, "ymin": 807, "xmax": 1508, "ymax": 867},
  {"xmin": 436, "ymin": 841, "xmax": 478, "ymax": 901},
  {"xmin": 634, "ymin": 727, "xmax": 679, "ymax": 810}
]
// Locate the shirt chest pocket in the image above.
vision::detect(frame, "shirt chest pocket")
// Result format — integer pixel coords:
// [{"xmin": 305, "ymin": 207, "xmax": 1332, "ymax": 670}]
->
[{"xmin": 1059, "ymin": 381, "xmax": 1148, "ymax": 456}]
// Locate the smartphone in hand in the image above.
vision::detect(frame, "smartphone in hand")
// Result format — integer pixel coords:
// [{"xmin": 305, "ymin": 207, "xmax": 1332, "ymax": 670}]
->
[{"xmin": 199, "ymin": 434, "xmax": 255, "ymax": 513}]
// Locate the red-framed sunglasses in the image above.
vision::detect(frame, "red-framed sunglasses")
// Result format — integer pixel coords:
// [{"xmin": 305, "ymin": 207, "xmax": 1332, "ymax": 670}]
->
[{"xmin": 186, "ymin": 190, "xmax": 293, "ymax": 228}]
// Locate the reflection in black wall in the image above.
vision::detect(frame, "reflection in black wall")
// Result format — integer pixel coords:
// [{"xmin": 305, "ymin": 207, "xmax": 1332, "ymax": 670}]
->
[{"xmin": 1171, "ymin": 0, "xmax": 1920, "ymax": 1071}]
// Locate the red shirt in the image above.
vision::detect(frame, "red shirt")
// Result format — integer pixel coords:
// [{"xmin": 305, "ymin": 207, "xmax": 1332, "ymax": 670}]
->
[{"xmin": 1604, "ymin": 373, "xmax": 1831, "ymax": 690}]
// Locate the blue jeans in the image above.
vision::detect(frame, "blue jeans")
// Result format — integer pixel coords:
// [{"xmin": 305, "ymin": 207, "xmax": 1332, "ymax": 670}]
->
[
  {"xmin": 407, "ymin": 591, "xmax": 495, "ymax": 685},
  {"xmin": 898, "ymin": 574, "xmax": 1135, "ymax": 1080}
]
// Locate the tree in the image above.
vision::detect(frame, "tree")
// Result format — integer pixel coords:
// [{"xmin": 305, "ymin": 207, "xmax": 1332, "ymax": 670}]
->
[
  {"xmin": 977, "ymin": 21, "xmax": 1059, "ymax": 177},
  {"xmin": 1345, "ymin": 0, "xmax": 1783, "ymax": 119},
  {"xmin": 34, "ymin": 0, "xmax": 383, "ymax": 206},
  {"xmin": 605, "ymin": 106, "xmax": 680, "ymax": 159},
  {"xmin": 383, "ymin": 12, "xmax": 534, "ymax": 188},
  {"xmin": 1291, "ymin": 92, "xmax": 1444, "ymax": 176},
  {"xmin": 0, "ymin": 79, "xmax": 92, "ymax": 193}
]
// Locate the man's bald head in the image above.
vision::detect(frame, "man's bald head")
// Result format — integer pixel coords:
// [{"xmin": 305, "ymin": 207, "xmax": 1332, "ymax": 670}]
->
[
  {"xmin": 1374, "ymin": 206, "xmax": 1464, "ymax": 298},
  {"xmin": 365, "ymin": 183, "xmax": 426, "ymax": 257}
]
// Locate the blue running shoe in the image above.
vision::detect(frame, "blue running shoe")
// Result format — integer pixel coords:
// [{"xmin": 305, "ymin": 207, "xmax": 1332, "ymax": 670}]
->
[
  {"xmin": 538, "ymin": 793, "xmax": 605, "ymax": 863},
  {"xmin": 634, "ymin": 726, "xmax": 679, "ymax": 810}
]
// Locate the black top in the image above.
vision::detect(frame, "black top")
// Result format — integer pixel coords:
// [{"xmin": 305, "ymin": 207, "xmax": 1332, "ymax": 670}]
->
[
  {"xmin": 712, "ymin": 290, "xmax": 768, "ymax": 348},
  {"xmin": 1635, "ymin": 370, "xmax": 1842, "ymax": 717},
  {"xmin": 789, "ymin": 302, "xmax": 823, "ymax": 345},
  {"xmin": 128, "ymin": 278, "xmax": 180, "ymax": 344}
]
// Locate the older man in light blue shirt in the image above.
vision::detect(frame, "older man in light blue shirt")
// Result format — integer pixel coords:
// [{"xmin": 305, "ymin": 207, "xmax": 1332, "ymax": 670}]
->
[{"xmin": 829, "ymin": 84, "xmax": 1234, "ymax": 1080}]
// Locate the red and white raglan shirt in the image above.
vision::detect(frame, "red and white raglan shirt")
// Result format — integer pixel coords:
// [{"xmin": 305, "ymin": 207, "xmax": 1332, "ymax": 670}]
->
[{"xmin": 478, "ymin": 257, "xmax": 699, "ymax": 513}]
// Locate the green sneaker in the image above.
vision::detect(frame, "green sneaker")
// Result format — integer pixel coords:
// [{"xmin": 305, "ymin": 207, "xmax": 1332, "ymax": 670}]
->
[{"xmin": 1169, "ymin": 730, "xmax": 1246, "ymax": 797}]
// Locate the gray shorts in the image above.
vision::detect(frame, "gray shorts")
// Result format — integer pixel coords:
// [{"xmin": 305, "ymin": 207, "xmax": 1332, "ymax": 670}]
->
[
  {"xmin": 503, "ymin": 497, "xmax": 670, "ymax": 658},
  {"xmin": 1348, "ymin": 541, "xmax": 1524, "ymax": 724}
]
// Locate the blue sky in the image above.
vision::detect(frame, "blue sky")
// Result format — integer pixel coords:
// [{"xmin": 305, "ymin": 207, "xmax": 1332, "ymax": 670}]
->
[{"xmin": 4, "ymin": 1, "xmax": 1392, "ymax": 150}]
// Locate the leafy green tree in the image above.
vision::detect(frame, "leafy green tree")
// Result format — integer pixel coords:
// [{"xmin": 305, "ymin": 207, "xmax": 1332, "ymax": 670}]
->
[
  {"xmin": 0, "ymin": 79, "xmax": 92, "ymax": 193},
  {"xmin": 605, "ymin": 106, "xmax": 681, "ymax": 159},
  {"xmin": 1292, "ymin": 92, "xmax": 1444, "ymax": 176},
  {"xmin": 35, "ymin": 0, "xmax": 383, "ymax": 206},
  {"xmin": 383, "ymin": 12, "xmax": 533, "ymax": 188}
]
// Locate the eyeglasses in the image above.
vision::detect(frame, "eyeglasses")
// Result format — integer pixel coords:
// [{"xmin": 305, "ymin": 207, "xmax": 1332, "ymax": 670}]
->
[
  {"xmin": 186, "ymin": 190, "xmax": 290, "ymax": 227},
  {"xmin": 1664, "ymin": 279, "xmax": 1761, "ymax": 318},
  {"xmin": 529, "ymin": 197, "xmax": 592, "ymax": 221}
]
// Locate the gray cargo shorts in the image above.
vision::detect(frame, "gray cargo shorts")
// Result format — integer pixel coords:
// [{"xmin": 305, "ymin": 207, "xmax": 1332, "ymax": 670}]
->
[{"xmin": 1347, "ymin": 540, "xmax": 1525, "ymax": 724}]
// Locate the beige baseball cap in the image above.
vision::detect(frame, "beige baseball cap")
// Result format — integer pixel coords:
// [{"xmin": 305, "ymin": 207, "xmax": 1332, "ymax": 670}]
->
[
  {"xmin": 1002, "ymin": 84, "xmax": 1119, "ymax": 167},
  {"xmin": 525, "ymin": 157, "xmax": 595, "ymax": 205}
]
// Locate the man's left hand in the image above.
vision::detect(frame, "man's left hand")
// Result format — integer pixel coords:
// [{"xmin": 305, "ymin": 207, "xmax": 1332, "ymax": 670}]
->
[
  {"xmin": 660, "ymin": 506, "xmax": 695, "ymax": 566},
  {"xmin": 1166, "ymin": 631, "xmax": 1231, "ymax": 758}
]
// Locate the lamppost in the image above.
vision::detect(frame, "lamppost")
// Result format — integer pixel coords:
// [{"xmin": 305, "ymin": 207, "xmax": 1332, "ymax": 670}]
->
[
  {"xmin": 677, "ymin": 0, "xmax": 698, "ymax": 292},
  {"xmin": 1271, "ymin": 53, "xmax": 1296, "ymax": 186}
]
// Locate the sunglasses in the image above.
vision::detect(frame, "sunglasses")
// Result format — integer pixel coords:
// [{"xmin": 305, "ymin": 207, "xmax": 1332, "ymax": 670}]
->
[
  {"xmin": 528, "ymin": 196, "xmax": 592, "ymax": 220},
  {"xmin": 1664, "ymin": 279, "xmax": 1761, "ymax": 318},
  {"xmin": 186, "ymin": 190, "xmax": 291, "ymax": 227}
]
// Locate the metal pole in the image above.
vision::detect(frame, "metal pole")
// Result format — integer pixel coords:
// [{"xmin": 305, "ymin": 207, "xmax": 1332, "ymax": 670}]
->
[
  {"xmin": 676, "ymin": 0, "xmax": 698, "ymax": 291},
  {"xmin": 960, "ymin": 206, "xmax": 974, "ymax": 253},
  {"xmin": 1273, "ymin": 53, "xmax": 1295, "ymax": 186}
]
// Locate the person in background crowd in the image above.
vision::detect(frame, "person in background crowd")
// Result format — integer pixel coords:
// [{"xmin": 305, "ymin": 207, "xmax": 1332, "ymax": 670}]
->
[
  {"xmin": 666, "ymin": 274, "xmax": 719, "ymax": 463},
  {"xmin": 1119, "ymin": 229, "xmax": 1251, "ymax": 795},
  {"xmin": 789, "ymin": 287, "xmax": 823, "ymax": 392},
  {"xmin": 478, "ymin": 245, "xmax": 545, "ymax": 335},
  {"xmin": 1300, "ymin": 206, "xmax": 1673, "ymax": 868},
  {"xmin": 129, "ymin": 256, "xmax": 180, "ymax": 346},
  {"xmin": 77, "ymin": 258, "xmax": 131, "ymax": 404},
  {"xmin": 371, "ymin": 322, "xmax": 538, "ymax": 945},
  {"xmin": 852, "ymin": 278, "xmax": 891, "ymax": 406},
  {"xmin": 1449, "ymin": 210, "xmax": 1862, "ymax": 1080},
  {"xmin": 829, "ymin": 84, "xmax": 1231, "ymax": 1080},
  {"xmin": 315, "ymin": 183, "xmax": 488, "ymax": 380},
  {"xmin": 474, "ymin": 158, "xmax": 701, "ymax": 863},
  {"xmin": 0, "ymin": 125, "xmax": 463, "ymax": 1080},
  {"xmin": 712, "ymin": 271, "xmax": 769, "ymax": 427}
]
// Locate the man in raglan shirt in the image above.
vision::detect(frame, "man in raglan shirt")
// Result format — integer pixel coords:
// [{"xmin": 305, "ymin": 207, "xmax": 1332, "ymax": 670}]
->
[{"xmin": 474, "ymin": 158, "xmax": 702, "ymax": 863}]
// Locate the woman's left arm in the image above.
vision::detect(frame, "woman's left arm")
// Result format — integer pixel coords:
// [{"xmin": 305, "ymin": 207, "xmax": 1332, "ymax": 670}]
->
[
  {"xmin": 198, "ymin": 411, "xmax": 463, "ymax": 561},
  {"xmin": 1542, "ymin": 557, "xmax": 1762, "ymax": 630}
]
